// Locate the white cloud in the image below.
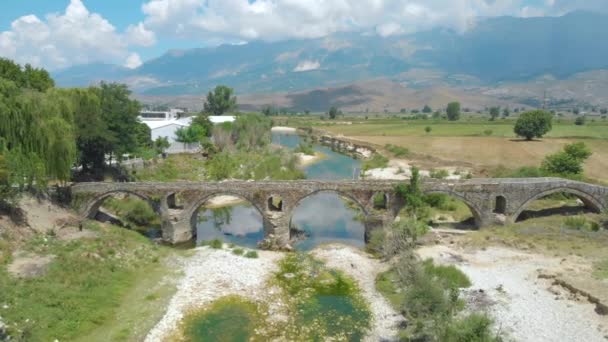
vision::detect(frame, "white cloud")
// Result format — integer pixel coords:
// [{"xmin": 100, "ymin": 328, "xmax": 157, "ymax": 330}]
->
[
  {"xmin": 0, "ymin": 0, "xmax": 144, "ymax": 70},
  {"xmin": 126, "ymin": 22, "xmax": 157, "ymax": 47},
  {"xmin": 137, "ymin": 0, "xmax": 608, "ymax": 44},
  {"xmin": 293, "ymin": 60, "xmax": 321, "ymax": 72},
  {"xmin": 125, "ymin": 53, "xmax": 143, "ymax": 69}
]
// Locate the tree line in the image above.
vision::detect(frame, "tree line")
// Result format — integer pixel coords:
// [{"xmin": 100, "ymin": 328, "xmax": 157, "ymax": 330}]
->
[{"xmin": 0, "ymin": 58, "xmax": 151, "ymax": 197}]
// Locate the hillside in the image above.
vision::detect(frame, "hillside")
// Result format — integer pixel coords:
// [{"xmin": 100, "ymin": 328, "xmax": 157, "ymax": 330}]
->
[
  {"xmin": 54, "ymin": 11, "xmax": 608, "ymax": 104},
  {"xmin": 136, "ymin": 79, "xmax": 531, "ymax": 113}
]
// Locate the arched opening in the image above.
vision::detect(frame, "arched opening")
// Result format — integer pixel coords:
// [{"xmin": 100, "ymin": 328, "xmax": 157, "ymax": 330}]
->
[
  {"xmin": 494, "ymin": 196, "xmax": 507, "ymax": 214},
  {"xmin": 423, "ymin": 191, "xmax": 481, "ymax": 229},
  {"xmin": 87, "ymin": 191, "xmax": 161, "ymax": 238},
  {"xmin": 290, "ymin": 191, "xmax": 367, "ymax": 251},
  {"xmin": 372, "ymin": 192, "xmax": 388, "ymax": 210},
  {"xmin": 190, "ymin": 194, "xmax": 265, "ymax": 248},
  {"xmin": 167, "ymin": 193, "xmax": 184, "ymax": 210},
  {"xmin": 267, "ymin": 195, "xmax": 283, "ymax": 212},
  {"xmin": 514, "ymin": 189, "xmax": 601, "ymax": 223}
]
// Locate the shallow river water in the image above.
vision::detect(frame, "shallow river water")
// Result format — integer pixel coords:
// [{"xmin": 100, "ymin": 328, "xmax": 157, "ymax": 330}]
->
[{"xmin": 194, "ymin": 132, "xmax": 365, "ymax": 250}]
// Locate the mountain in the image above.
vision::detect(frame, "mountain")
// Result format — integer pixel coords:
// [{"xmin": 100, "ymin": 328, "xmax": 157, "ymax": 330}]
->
[
  {"xmin": 135, "ymin": 79, "xmax": 532, "ymax": 113},
  {"xmin": 54, "ymin": 11, "xmax": 608, "ymax": 100}
]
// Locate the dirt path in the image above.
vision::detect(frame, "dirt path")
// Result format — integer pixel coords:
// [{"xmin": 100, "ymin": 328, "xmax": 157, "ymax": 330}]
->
[{"xmin": 419, "ymin": 245, "xmax": 608, "ymax": 342}]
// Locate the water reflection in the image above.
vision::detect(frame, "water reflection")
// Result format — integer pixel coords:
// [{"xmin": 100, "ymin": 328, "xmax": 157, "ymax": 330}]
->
[
  {"xmin": 272, "ymin": 133, "xmax": 361, "ymax": 181},
  {"xmin": 291, "ymin": 192, "xmax": 365, "ymax": 251},
  {"xmin": 195, "ymin": 204, "xmax": 264, "ymax": 249}
]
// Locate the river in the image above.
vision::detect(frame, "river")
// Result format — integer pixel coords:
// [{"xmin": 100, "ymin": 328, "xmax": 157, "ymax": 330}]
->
[{"xmin": 194, "ymin": 132, "xmax": 365, "ymax": 250}]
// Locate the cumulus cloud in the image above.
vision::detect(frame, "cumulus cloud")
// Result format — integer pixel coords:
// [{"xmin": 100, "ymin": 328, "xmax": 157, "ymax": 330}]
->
[
  {"xmin": 138, "ymin": 0, "xmax": 607, "ymax": 43},
  {"xmin": 126, "ymin": 22, "xmax": 157, "ymax": 47},
  {"xmin": 125, "ymin": 53, "xmax": 144, "ymax": 69},
  {"xmin": 0, "ymin": 0, "xmax": 145, "ymax": 70},
  {"xmin": 293, "ymin": 60, "xmax": 321, "ymax": 72}
]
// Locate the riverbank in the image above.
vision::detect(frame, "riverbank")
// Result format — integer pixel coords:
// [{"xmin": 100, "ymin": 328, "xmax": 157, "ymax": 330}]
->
[{"xmin": 418, "ymin": 242, "xmax": 608, "ymax": 341}]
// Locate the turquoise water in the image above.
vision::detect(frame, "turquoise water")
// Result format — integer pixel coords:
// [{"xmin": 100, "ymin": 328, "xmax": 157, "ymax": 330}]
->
[{"xmin": 194, "ymin": 132, "xmax": 364, "ymax": 250}]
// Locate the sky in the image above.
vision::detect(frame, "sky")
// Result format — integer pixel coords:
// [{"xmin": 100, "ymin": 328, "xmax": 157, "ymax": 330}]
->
[{"xmin": 0, "ymin": 0, "xmax": 606, "ymax": 71}]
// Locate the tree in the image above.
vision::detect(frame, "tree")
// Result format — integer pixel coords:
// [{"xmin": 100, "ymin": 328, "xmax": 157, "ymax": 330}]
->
[
  {"xmin": 175, "ymin": 125, "xmax": 207, "ymax": 144},
  {"xmin": 446, "ymin": 102, "xmax": 461, "ymax": 121},
  {"xmin": 422, "ymin": 105, "xmax": 432, "ymax": 113},
  {"xmin": 204, "ymin": 85, "xmax": 237, "ymax": 116},
  {"xmin": 425, "ymin": 126, "xmax": 432, "ymax": 134},
  {"xmin": 541, "ymin": 142, "xmax": 592, "ymax": 177},
  {"xmin": 154, "ymin": 137, "xmax": 170, "ymax": 155},
  {"xmin": 574, "ymin": 116, "xmax": 586, "ymax": 126},
  {"xmin": 513, "ymin": 110, "xmax": 553, "ymax": 140},
  {"xmin": 329, "ymin": 106, "xmax": 339, "ymax": 120},
  {"xmin": 601, "ymin": 108, "xmax": 608, "ymax": 115},
  {"xmin": 191, "ymin": 114, "xmax": 213, "ymax": 137},
  {"xmin": 489, "ymin": 107, "xmax": 500, "ymax": 121},
  {"xmin": 502, "ymin": 107, "xmax": 510, "ymax": 118}
]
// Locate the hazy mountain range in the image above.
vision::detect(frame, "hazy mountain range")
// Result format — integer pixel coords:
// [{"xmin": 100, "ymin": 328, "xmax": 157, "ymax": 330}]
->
[{"xmin": 54, "ymin": 11, "xmax": 608, "ymax": 110}]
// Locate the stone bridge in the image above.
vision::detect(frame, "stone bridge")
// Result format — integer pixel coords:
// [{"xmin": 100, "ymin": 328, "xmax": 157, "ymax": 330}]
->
[{"xmin": 70, "ymin": 178, "xmax": 608, "ymax": 249}]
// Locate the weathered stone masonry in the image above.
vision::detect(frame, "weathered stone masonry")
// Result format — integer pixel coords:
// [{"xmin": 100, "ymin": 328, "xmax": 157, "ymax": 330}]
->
[{"xmin": 71, "ymin": 178, "xmax": 608, "ymax": 249}]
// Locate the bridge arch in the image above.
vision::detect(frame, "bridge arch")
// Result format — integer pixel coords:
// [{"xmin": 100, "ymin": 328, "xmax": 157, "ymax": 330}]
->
[
  {"xmin": 511, "ymin": 187, "xmax": 603, "ymax": 222},
  {"xmin": 187, "ymin": 192, "xmax": 266, "ymax": 227},
  {"xmin": 83, "ymin": 190, "xmax": 158, "ymax": 219},
  {"xmin": 288, "ymin": 190, "xmax": 370, "ymax": 249},
  {"xmin": 423, "ymin": 190, "xmax": 483, "ymax": 227}
]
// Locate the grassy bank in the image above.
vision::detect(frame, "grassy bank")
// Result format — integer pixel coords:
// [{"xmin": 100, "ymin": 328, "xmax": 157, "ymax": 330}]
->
[{"xmin": 0, "ymin": 222, "xmax": 176, "ymax": 341}]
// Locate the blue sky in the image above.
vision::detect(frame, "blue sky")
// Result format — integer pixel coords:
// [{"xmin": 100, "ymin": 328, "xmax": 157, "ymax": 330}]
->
[{"xmin": 0, "ymin": 0, "xmax": 606, "ymax": 70}]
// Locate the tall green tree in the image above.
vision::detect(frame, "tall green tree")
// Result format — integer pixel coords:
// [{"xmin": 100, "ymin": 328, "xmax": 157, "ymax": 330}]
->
[
  {"xmin": 446, "ymin": 102, "xmax": 461, "ymax": 121},
  {"xmin": 514, "ymin": 110, "xmax": 553, "ymax": 140},
  {"xmin": 204, "ymin": 85, "xmax": 237, "ymax": 116},
  {"xmin": 489, "ymin": 107, "xmax": 500, "ymax": 121},
  {"xmin": 329, "ymin": 106, "xmax": 339, "ymax": 120}
]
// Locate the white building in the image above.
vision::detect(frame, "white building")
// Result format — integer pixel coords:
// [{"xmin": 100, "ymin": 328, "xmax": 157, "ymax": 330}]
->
[{"xmin": 139, "ymin": 109, "xmax": 235, "ymax": 154}]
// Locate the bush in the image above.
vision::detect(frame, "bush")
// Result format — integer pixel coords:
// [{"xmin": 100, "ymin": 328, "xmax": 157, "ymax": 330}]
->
[
  {"xmin": 294, "ymin": 143, "xmax": 315, "ymax": 156},
  {"xmin": 564, "ymin": 216, "xmax": 588, "ymax": 230},
  {"xmin": 483, "ymin": 129, "xmax": 493, "ymax": 136},
  {"xmin": 441, "ymin": 314, "xmax": 498, "ymax": 342},
  {"xmin": 430, "ymin": 169, "xmax": 450, "ymax": 179},
  {"xmin": 574, "ymin": 116, "xmax": 586, "ymax": 125},
  {"xmin": 385, "ymin": 144, "xmax": 410, "ymax": 158},
  {"xmin": 244, "ymin": 251, "xmax": 259, "ymax": 259},
  {"xmin": 209, "ymin": 239, "xmax": 223, "ymax": 249},
  {"xmin": 124, "ymin": 200, "xmax": 157, "ymax": 227},
  {"xmin": 362, "ymin": 153, "xmax": 389, "ymax": 171},
  {"xmin": 514, "ymin": 110, "xmax": 553, "ymax": 140},
  {"xmin": 541, "ymin": 142, "xmax": 592, "ymax": 178},
  {"xmin": 422, "ymin": 259, "xmax": 472, "ymax": 289},
  {"xmin": 232, "ymin": 248, "xmax": 244, "ymax": 256},
  {"xmin": 424, "ymin": 193, "xmax": 457, "ymax": 211}
]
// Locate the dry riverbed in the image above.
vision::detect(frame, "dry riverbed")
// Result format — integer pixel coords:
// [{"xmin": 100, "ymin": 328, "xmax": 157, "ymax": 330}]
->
[
  {"xmin": 419, "ymin": 243, "xmax": 608, "ymax": 342},
  {"xmin": 145, "ymin": 244, "xmax": 401, "ymax": 341}
]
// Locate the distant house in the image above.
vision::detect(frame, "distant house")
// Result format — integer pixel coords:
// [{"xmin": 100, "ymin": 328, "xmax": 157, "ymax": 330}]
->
[{"xmin": 139, "ymin": 110, "xmax": 235, "ymax": 154}]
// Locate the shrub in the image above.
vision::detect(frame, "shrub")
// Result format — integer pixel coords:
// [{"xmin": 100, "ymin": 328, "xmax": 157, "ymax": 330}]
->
[
  {"xmin": 424, "ymin": 193, "xmax": 457, "ymax": 211},
  {"xmin": 124, "ymin": 200, "xmax": 157, "ymax": 227},
  {"xmin": 514, "ymin": 110, "xmax": 553, "ymax": 140},
  {"xmin": 483, "ymin": 129, "xmax": 493, "ymax": 136},
  {"xmin": 574, "ymin": 116, "xmax": 586, "ymax": 126},
  {"xmin": 440, "ymin": 314, "xmax": 498, "ymax": 342},
  {"xmin": 564, "ymin": 216, "xmax": 588, "ymax": 230},
  {"xmin": 244, "ymin": 251, "xmax": 259, "ymax": 259},
  {"xmin": 209, "ymin": 239, "xmax": 223, "ymax": 249},
  {"xmin": 430, "ymin": 169, "xmax": 450, "ymax": 179},
  {"xmin": 385, "ymin": 144, "xmax": 410, "ymax": 158},
  {"xmin": 422, "ymin": 259, "xmax": 472, "ymax": 289},
  {"xmin": 362, "ymin": 153, "xmax": 389, "ymax": 171},
  {"xmin": 232, "ymin": 248, "xmax": 244, "ymax": 255},
  {"xmin": 541, "ymin": 142, "xmax": 592, "ymax": 178},
  {"xmin": 294, "ymin": 143, "xmax": 315, "ymax": 156}
]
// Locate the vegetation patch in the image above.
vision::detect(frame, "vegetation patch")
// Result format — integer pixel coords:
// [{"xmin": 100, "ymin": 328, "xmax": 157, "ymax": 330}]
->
[
  {"xmin": 274, "ymin": 253, "xmax": 371, "ymax": 341},
  {"xmin": 593, "ymin": 259, "xmax": 608, "ymax": 279},
  {"xmin": 0, "ymin": 222, "xmax": 169, "ymax": 341},
  {"xmin": 385, "ymin": 144, "xmax": 410, "ymax": 157},
  {"xmin": 362, "ymin": 153, "xmax": 389, "ymax": 171},
  {"xmin": 176, "ymin": 296, "xmax": 274, "ymax": 342}
]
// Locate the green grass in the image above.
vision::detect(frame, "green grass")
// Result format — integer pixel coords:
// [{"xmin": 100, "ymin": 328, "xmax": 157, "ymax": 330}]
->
[
  {"xmin": 244, "ymin": 251, "xmax": 259, "ymax": 259},
  {"xmin": 385, "ymin": 144, "xmax": 410, "ymax": 157},
  {"xmin": 322, "ymin": 120, "xmax": 608, "ymax": 139},
  {"xmin": 0, "ymin": 222, "xmax": 170, "ymax": 341},
  {"xmin": 593, "ymin": 259, "xmax": 608, "ymax": 279},
  {"xmin": 362, "ymin": 153, "xmax": 389, "ymax": 171}
]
